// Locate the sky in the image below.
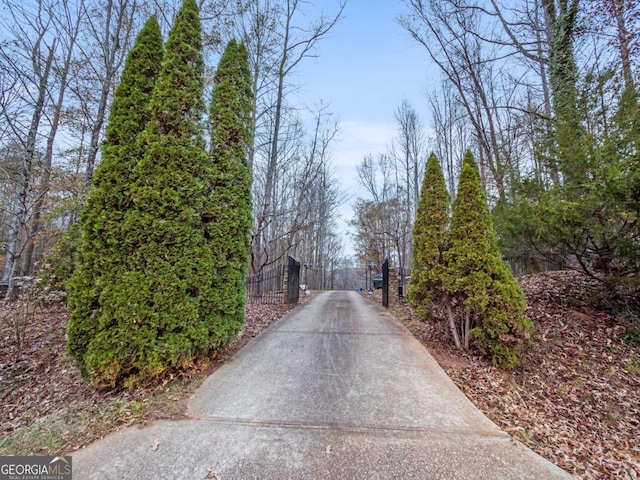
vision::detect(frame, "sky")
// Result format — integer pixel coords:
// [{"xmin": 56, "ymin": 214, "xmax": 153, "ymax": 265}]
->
[{"xmin": 291, "ymin": 0, "xmax": 439, "ymax": 257}]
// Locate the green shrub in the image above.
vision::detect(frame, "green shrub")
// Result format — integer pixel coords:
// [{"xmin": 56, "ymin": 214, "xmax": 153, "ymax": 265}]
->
[
  {"xmin": 204, "ymin": 39, "xmax": 253, "ymax": 348},
  {"xmin": 443, "ymin": 151, "xmax": 533, "ymax": 367},
  {"xmin": 67, "ymin": 1, "xmax": 219, "ymax": 388},
  {"xmin": 408, "ymin": 153, "xmax": 449, "ymax": 319}
]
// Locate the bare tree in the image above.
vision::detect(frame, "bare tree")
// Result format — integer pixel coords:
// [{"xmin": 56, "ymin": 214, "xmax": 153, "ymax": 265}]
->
[
  {"xmin": 20, "ymin": 0, "xmax": 85, "ymax": 275},
  {"xmin": 292, "ymin": 108, "xmax": 347, "ymax": 288},
  {"xmin": 391, "ymin": 98, "xmax": 427, "ymax": 221},
  {"xmin": 585, "ymin": 0, "xmax": 638, "ymax": 90},
  {"xmin": 356, "ymin": 152, "xmax": 395, "ymax": 204},
  {"xmin": 71, "ymin": 0, "xmax": 142, "ymax": 185},
  {"xmin": 251, "ymin": 102, "xmax": 346, "ymax": 274},
  {"xmin": 0, "ymin": 0, "xmax": 58, "ymax": 293},
  {"xmin": 225, "ymin": 0, "xmax": 346, "ymax": 273},
  {"xmin": 399, "ymin": 0, "xmax": 520, "ymax": 201},
  {"xmin": 428, "ymin": 79, "xmax": 470, "ymax": 197},
  {"xmin": 353, "ymin": 149, "xmax": 412, "ymax": 277}
]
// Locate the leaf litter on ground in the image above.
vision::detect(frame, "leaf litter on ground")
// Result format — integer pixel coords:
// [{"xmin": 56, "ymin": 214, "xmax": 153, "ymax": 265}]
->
[
  {"xmin": 0, "ymin": 294, "xmax": 310, "ymax": 455},
  {"xmin": 390, "ymin": 270, "xmax": 640, "ymax": 479}
]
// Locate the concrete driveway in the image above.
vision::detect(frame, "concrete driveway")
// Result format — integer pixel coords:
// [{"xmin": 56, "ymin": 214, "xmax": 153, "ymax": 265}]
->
[{"xmin": 72, "ymin": 291, "xmax": 571, "ymax": 479}]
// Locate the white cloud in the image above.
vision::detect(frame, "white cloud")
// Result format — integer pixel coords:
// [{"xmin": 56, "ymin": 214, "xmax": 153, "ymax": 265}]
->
[
  {"xmin": 331, "ymin": 118, "xmax": 396, "ymax": 186},
  {"xmin": 327, "ymin": 119, "xmax": 397, "ymax": 258}
]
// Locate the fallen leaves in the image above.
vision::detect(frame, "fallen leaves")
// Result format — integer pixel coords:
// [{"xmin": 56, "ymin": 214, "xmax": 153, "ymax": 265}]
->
[
  {"xmin": 0, "ymin": 294, "xmax": 310, "ymax": 455},
  {"xmin": 394, "ymin": 270, "xmax": 640, "ymax": 479}
]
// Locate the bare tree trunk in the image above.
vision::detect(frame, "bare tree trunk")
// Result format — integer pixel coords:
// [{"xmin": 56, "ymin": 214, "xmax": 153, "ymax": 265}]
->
[
  {"xmin": 464, "ymin": 309, "xmax": 471, "ymax": 350},
  {"xmin": 250, "ymin": 0, "xmax": 344, "ymax": 274},
  {"xmin": 611, "ymin": 0, "xmax": 635, "ymax": 90},
  {"xmin": 2, "ymin": 39, "xmax": 56, "ymax": 289},
  {"xmin": 21, "ymin": 4, "xmax": 83, "ymax": 275},
  {"xmin": 401, "ymin": 1, "xmax": 510, "ymax": 200},
  {"xmin": 445, "ymin": 295, "xmax": 463, "ymax": 350},
  {"xmin": 534, "ymin": 0, "xmax": 559, "ymax": 185},
  {"xmin": 82, "ymin": 0, "xmax": 137, "ymax": 186}
]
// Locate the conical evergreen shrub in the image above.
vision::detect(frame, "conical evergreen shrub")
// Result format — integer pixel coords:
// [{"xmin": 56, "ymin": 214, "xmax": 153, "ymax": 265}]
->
[
  {"xmin": 408, "ymin": 153, "xmax": 449, "ymax": 319},
  {"xmin": 443, "ymin": 151, "xmax": 533, "ymax": 367},
  {"xmin": 75, "ymin": 0, "xmax": 215, "ymax": 387},
  {"xmin": 204, "ymin": 39, "xmax": 253, "ymax": 348},
  {"xmin": 67, "ymin": 16, "xmax": 164, "ymax": 378}
]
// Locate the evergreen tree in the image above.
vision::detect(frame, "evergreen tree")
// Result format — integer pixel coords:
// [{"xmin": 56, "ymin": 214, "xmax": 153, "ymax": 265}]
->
[
  {"xmin": 495, "ymin": 82, "xmax": 640, "ymax": 302},
  {"xmin": 443, "ymin": 151, "xmax": 533, "ymax": 368},
  {"xmin": 408, "ymin": 153, "xmax": 449, "ymax": 319},
  {"xmin": 74, "ymin": 0, "xmax": 214, "ymax": 388},
  {"xmin": 204, "ymin": 39, "xmax": 253, "ymax": 348},
  {"xmin": 67, "ymin": 16, "xmax": 164, "ymax": 378}
]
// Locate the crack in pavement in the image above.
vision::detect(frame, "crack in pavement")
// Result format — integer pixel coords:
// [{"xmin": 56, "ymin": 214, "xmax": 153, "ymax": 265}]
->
[{"xmin": 184, "ymin": 415, "xmax": 510, "ymax": 439}]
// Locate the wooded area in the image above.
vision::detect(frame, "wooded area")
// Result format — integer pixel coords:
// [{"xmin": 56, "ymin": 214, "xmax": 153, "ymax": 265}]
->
[
  {"xmin": 1, "ymin": 0, "xmax": 638, "ymax": 362},
  {"xmin": 0, "ymin": 1, "xmax": 638, "ymax": 473},
  {"xmin": 0, "ymin": 0, "xmax": 347, "ymax": 300},
  {"xmin": 353, "ymin": 0, "xmax": 639, "ymax": 311}
]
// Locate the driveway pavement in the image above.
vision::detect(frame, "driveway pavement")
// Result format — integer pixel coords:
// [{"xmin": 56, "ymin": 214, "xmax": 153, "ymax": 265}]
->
[{"xmin": 72, "ymin": 291, "xmax": 571, "ymax": 479}]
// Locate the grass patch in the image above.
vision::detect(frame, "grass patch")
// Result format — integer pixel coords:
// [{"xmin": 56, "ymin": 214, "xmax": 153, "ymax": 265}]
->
[{"xmin": 627, "ymin": 357, "xmax": 640, "ymax": 373}]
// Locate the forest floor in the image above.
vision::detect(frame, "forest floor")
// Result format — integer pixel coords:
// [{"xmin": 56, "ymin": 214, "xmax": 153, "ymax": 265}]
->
[
  {"xmin": 383, "ymin": 270, "xmax": 640, "ymax": 479},
  {"xmin": 0, "ymin": 293, "xmax": 311, "ymax": 456},
  {"xmin": 1, "ymin": 274, "xmax": 639, "ymax": 479}
]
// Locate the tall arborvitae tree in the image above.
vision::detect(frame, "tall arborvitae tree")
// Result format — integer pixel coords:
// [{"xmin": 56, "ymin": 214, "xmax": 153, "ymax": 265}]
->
[
  {"xmin": 204, "ymin": 39, "xmax": 253, "ymax": 348},
  {"xmin": 408, "ymin": 153, "xmax": 449, "ymax": 319},
  {"xmin": 72, "ymin": 0, "xmax": 215, "ymax": 388},
  {"xmin": 67, "ymin": 16, "xmax": 164, "ymax": 378},
  {"xmin": 443, "ymin": 151, "xmax": 533, "ymax": 368}
]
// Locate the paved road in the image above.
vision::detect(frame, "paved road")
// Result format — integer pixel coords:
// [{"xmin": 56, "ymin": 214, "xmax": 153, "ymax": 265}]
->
[{"xmin": 73, "ymin": 291, "xmax": 571, "ymax": 479}]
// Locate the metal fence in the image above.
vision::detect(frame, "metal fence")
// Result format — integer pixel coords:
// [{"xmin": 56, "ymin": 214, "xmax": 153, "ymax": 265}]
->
[
  {"xmin": 504, "ymin": 255, "xmax": 567, "ymax": 276},
  {"xmin": 245, "ymin": 256, "xmax": 301, "ymax": 304},
  {"xmin": 246, "ymin": 263, "xmax": 285, "ymax": 304}
]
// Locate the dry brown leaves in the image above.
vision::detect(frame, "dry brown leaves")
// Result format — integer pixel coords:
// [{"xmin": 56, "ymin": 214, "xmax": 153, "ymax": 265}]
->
[
  {"xmin": 0, "ymin": 294, "xmax": 307, "ymax": 453},
  {"xmin": 394, "ymin": 271, "xmax": 640, "ymax": 479},
  {"xmin": 0, "ymin": 300, "xmax": 115, "ymax": 439}
]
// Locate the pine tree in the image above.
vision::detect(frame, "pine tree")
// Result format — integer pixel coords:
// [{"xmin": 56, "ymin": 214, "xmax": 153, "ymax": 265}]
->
[
  {"xmin": 443, "ymin": 151, "xmax": 533, "ymax": 368},
  {"xmin": 408, "ymin": 153, "xmax": 449, "ymax": 319},
  {"xmin": 204, "ymin": 39, "xmax": 253, "ymax": 348},
  {"xmin": 67, "ymin": 16, "xmax": 164, "ymax": 378},
  {"xmin": 74, "ymin": 0, "xmax": 215, "ymax": 388}
]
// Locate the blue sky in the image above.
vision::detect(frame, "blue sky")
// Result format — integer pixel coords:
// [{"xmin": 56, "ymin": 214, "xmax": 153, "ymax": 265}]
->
[{"xmin": 292, "ymin": 0, "xmax": 438, "ymax": 256}]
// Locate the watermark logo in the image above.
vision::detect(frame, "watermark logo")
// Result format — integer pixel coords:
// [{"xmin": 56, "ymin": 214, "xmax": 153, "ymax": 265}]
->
[{"xmin": 0, "ymin": 456, "xmax": 72, "ymax": 480}]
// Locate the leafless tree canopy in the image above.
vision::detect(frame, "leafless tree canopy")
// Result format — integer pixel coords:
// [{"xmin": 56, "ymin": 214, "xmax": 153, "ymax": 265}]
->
[{"xmin": 0, "ymin": 0, "xmax": 348, "ymax": 293}]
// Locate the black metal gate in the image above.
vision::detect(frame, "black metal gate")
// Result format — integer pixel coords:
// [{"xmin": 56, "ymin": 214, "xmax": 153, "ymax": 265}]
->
[
  {"xmin": 287, "ymin": 256, "xmax": 301, "ymax": 304},
  {"xmin": 382, "ymin": 258, "xmax": 389, "ymax": 308}
]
